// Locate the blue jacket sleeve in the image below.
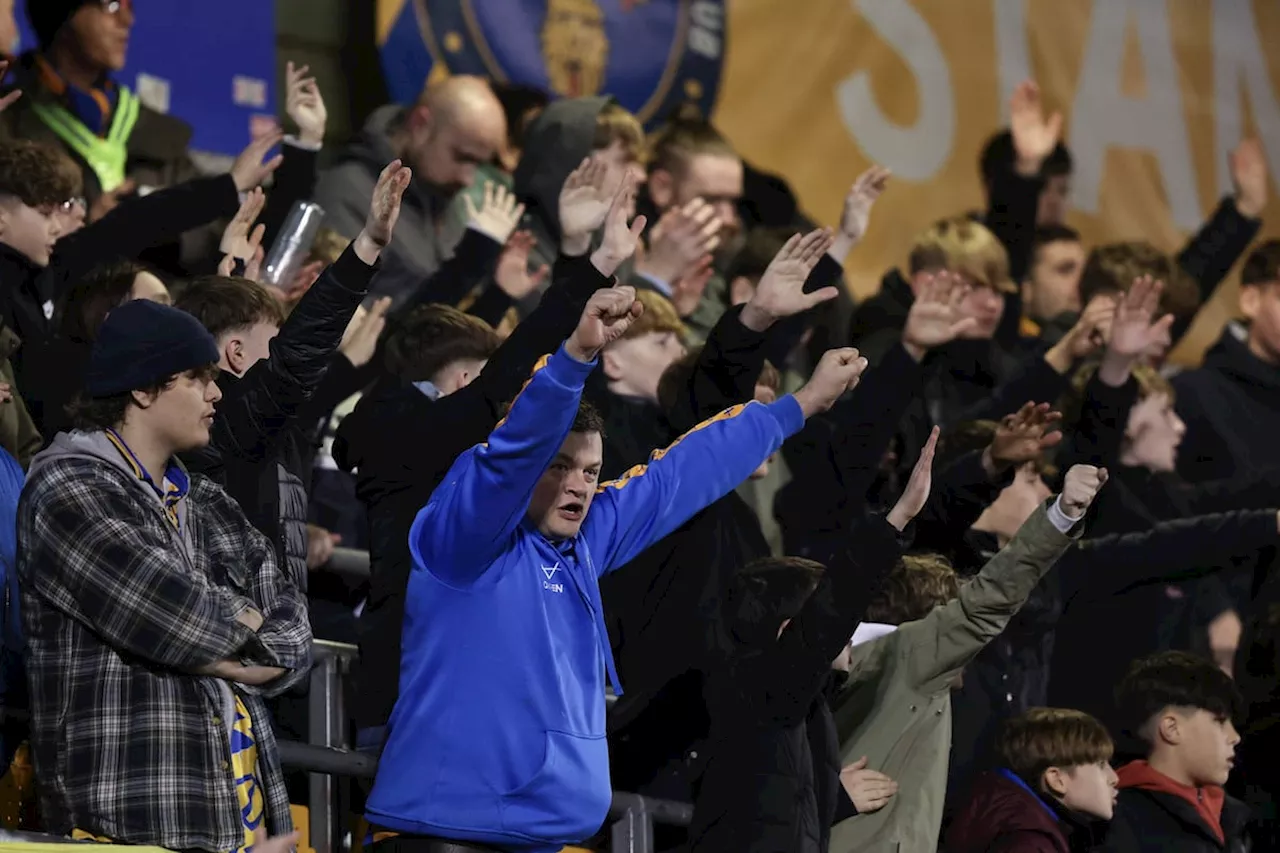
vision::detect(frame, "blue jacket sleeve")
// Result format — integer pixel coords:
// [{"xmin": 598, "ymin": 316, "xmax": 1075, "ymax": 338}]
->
[
  {"xmin": 583, "ymin": 395, "xmax": 805, "ymax": 577},
  {"xmin": 409, "ymin": 345, "xmax": 596, "ymax": 584}
]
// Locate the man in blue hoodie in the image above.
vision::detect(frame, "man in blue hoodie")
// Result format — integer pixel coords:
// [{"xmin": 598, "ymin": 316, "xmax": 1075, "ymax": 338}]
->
[{"xmin": 364, "ymin": 187, "xmax": 869, "ymax": 851}]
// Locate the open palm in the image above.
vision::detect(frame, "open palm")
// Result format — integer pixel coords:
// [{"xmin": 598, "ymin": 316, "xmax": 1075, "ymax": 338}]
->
[
  {"xmin": 902, "ymin": 272, "xmax": 977, "ymax": 354},
  {"xmin": 1109, "ymin": 275, "xmax": 1173, "ymax": 358},
  {"xmin": 750, "ymin": 228, "xmax": 838, "ymax": 320},
  {"xmin": 559, "ymin": 156, "xmax": 613, "ymax": 240},
  {"xmin": 990, "ymin": 402, "xmax": 1063, "ymax": 467}
]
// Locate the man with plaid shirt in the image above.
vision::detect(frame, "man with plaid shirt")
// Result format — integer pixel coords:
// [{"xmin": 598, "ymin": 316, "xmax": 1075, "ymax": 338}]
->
[{"xmin": 17, "ymin": 298, "xmax": 312, "ymax": 851}]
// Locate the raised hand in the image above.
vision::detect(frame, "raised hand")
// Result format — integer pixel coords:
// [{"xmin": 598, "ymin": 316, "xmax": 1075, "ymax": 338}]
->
[
  {"xmin": 793, "ymin": 347, "xmax": 868, "ymax": 418},
  {"xmin": 1044, "ymin": 294, "xmax": 1115, "ymax": 373},
  {"xmin": 887, "ymin": 427, "xmax": 938, "ymax": 531},
  {"xmin": 340, "ymin": 296, "xmax": 392, "ymax": 367},
  {"xmin": 566, "ymin": 285, "xmax": 643, "ymax": 362},
  {"xmin": 494, "ymin": 230, "xmax": 551, "ymax": 300},
  {"xmin": 840, "ymin": 757, "xmax": 898, "ymax": 815},
  {"xmin": 230, "ymin": 131, "xmax": 285, "ymax": 192},
  {"xmin": 88, "ymin": 178, "xmax": 137, "ymax": 223},
  {"xmin": 355, "ymin": 159, "xmax": 413, "ymax": 262},
  {"xmin": 1060, "ymin": 464, "xmax": 1108, "ymax": 517},
  {"xmin": 559, "ymin": 155, "xmax": 613, "ymax": 252},
  {"xmin": 901, "ymin": 271, "xmax": 978, "ymax": 360},
  {"xmin": 1009, "ymin": 80, "xmax": 1063, "ymax": 177},
  {"xmin": 1230, "ymin": 137, "xmax": 1269, "ymax": 219},
  {"xmin": 464, "ymin": 181, "xmax": 527, "ymax": 245},
  {"xmin": 739, "ymin": 228, "xmax": 839, "ymax": 332},
  {"xmin": 986, "ymin": 402, "xmax": 1063, "ymax": 474},
  {"xmin": 637, "ymin": 198, "xmax": 722, "ymax": 284},
  {"xmin": 831, "ymin": 165, "xmax": 892, "ymax": 260},
  {"xmin": 219, "ymin": 187, "xmax": 266, "ymax": 259},
  {"xmin": 589, "ymin": 172, "xmax": 646, "ymax": 278},
  {"xmin": 670, "ymin": 254, "xmax": 714, "ymax": 317},
  {"xmin": 285, "ymin": 61, "xmax": 327, "ymax": 146},
  {"xmin": 1108, "ymin": 275, "xmax": 1174, "ymax": 359}
]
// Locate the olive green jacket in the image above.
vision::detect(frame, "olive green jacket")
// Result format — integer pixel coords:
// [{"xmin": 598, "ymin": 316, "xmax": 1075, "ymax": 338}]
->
[{"xmin": 827, "ymin": 504, "xmax": 1080, "ymax": 853}]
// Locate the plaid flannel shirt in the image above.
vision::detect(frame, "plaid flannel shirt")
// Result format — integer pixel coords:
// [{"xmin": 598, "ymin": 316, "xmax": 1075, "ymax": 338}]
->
[{"xmin": 17, "ymin": 452, "xmax": 313, "ymax": 851}]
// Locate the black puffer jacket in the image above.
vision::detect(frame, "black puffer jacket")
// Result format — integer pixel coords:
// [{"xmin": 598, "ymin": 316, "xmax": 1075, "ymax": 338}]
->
[
  {"xmin": 182, "ymin": 246, "xmax": 373, "ymax": 588},
  {"xmin": 1100, "ymin": 787, "xmax": 1250, "ymax": 853}
]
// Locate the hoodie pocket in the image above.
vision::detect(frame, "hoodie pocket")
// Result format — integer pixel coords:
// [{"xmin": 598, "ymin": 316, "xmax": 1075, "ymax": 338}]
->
[{"xmin": 500, "ymin": 729, "xmax": 611, "ymax": 841}]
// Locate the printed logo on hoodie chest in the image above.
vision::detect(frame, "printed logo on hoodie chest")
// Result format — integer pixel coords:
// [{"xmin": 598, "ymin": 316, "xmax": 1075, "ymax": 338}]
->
[{"xmin": 541, "ymin": 561, "xmax": 564, "ymax": 594}]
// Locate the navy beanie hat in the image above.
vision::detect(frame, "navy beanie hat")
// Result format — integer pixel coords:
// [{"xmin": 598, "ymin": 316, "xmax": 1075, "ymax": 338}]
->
[
  {"xmin": 27, "ymin": 0, "xmax": 95, "ymax": 48},
  {"xmin": 86, "ymin": 300, "xmax": 221, "ymax": 397}
]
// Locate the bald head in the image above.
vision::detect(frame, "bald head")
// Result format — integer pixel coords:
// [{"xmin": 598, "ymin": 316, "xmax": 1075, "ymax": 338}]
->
[{"xmin": 402, "ymin": 76, "xmax": 507, "ymax": 196}]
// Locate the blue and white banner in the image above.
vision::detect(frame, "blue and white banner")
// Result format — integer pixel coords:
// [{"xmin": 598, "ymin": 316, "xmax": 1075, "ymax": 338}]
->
[{"xmin": 13, "ymin": 0, "xmax": 277, "ymax": 156}]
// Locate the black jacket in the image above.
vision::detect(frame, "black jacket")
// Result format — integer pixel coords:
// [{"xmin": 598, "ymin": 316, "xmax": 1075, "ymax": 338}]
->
[
  {"xmin": 333, "ymin": 252, "xmax": 612, "ymax": 735},
  {"xmin": 181, "ymin": 245, "xmax": 373, "ymax": 587},
  {"xmin": 688, "ymin": 515, "xmax": 904, "ymax": 853},
  {"xmin": 1100, "ymin": 787, "xmax": 1250, "ymax": 853},
  {"xmin": 1174, "ymin": 330, "xmax": 1280, "ymax": 484}
]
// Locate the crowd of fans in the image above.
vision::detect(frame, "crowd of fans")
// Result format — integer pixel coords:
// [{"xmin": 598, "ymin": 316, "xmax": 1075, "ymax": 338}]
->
[{"xmin": 0, "ymin": 2, "xmax": 1279, "ymax": 853}]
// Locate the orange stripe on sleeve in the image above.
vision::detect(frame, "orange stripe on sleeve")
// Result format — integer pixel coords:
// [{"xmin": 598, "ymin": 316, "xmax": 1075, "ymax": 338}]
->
[{"xmin": 598, "ymin": 403, "xmax": 749, "ymax": 492}]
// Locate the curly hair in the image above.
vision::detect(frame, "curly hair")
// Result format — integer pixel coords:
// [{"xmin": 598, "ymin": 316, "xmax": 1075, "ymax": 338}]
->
[
  {"xmin": 864, "ymin": 553, "xmax": 960, "ymax": 626},
  {"xmin": 0, "ymin": 140, "xmax": 82, "ymax": 208}
]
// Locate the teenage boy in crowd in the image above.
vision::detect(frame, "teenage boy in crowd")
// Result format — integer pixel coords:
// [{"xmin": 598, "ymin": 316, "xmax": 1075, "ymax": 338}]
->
[
  {"xmin": 687, "ymin": 428, "xmax": 937, "ymax": 853},
  {"xmin": 18, "ymin": 299, "xmax": 311, "ymax": 850},
  {"xmin": 363, "ymin": 184, "xmax": 873, "ymax": 852},
  {"xmin": 1175, "ymin": 240, "xmax": 1280, "ymax": 482},
  {"xmin": 1100, "ymin": 651, "xmax": 1248, "ymax": 852},
  {"xmin": 828, "ymin": 464, "xmax": 1107, "ymax": 853},
  {"xmin": 946, "ymin": 707, "xmax": 1118, "ymax": 852}
]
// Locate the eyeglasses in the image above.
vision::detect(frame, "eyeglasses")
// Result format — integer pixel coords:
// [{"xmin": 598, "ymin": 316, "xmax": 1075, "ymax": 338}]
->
[
  {"xmin": 100, "ymin": 0, "xmax": 133, "ymax": 14},
  {"xmin": 60, "ymin": 197, "xmax": 86, "ymax": 213}
]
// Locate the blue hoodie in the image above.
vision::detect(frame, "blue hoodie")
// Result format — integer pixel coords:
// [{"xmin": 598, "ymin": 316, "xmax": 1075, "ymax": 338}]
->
[{"xmin": 364, "ymin": 344, "xmax": 805, "ymax": 850}]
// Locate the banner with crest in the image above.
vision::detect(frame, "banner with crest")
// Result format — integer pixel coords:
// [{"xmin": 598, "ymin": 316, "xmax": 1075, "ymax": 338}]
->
[{"xmin": 378, "ymin": 0, "xmax": 1280, "ymax": 363}]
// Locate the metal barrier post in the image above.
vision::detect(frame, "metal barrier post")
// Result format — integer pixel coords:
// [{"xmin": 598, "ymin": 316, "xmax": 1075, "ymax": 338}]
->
[
  {"xmin": 307, "ymin": 640, "xmax": 357, "ymax": 853},
  {"xmin": 609, "ymin": 804, "xmax": 654, "ymax": 853}
]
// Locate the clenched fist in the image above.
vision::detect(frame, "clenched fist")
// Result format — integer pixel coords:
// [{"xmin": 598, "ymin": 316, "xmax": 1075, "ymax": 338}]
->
[
  {"xmin": 566, "ymin": 286, "xmax": 643, "ymax": 362},
  {"xmin": 1060, "ymin": 464, "xmax": 1108, "ymax": 517},
  {"xmin": 793, "ymin": 348, "xmax": 868, "ymax": 418}
]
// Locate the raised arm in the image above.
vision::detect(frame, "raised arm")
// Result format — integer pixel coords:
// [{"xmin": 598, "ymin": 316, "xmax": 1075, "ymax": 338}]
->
[
  {"xmin": 1172, "ymin": 138, "xmax": 1266, "ymax": 343},
  {"xmin": 1062, "ymin": 508, "xmax": 1280, "ymax": 607},
  {"xmin": 586, "ymin": 347, "xmax": 868, "ymax": 575},
  {"xmin": 669, "ymin": 228, "xmax": 842, "ymax": 431},
  {"xmin": 51, "ymin": 134, "xmax": 283, "ymax": 290},
  {"xmin": 905, "ymin": 465, "xmax": 1105, "ymax": 693},
  {"xmin": 19, "ymin": 463, "xmax": 260, "ymax": 671},
  {"xmin": 258, "ymin": 62, "xmax": 326, "ymax": 250},
  {"xmin": 414, "ymin": 283, "xmax": 644, "ymax": 582},
  {"xmin": 748, "ymin": 431, "xmax": 935, "ymax": 724}
]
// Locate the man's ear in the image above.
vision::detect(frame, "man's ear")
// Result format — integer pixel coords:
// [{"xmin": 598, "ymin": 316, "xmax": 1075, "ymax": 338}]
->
[
  {"xmin": 222, "ymin": 335, "xmax": 245, "ymax": 376},
  {"xmin": 405, "ymin": 103, "xmax": 433, "ymax": 135},
  {"xmin": 1240, "ymin": 284, "xmax": 1262, "ymax": 321},
  {"xmin": 647, "ymin": 168, "xmax": 676, "ymax": 210},
  {"xmin": 601, "ymin": 347, "xmax": 625, "ymax": 382},
  {"xmin": 130, "ymin": 387, "xmax": 157, "ymax": 410}
]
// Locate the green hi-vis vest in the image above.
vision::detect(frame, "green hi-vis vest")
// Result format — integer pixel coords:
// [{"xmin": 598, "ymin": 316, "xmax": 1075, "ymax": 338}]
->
[{"xmin": 29, "ymin": 86, "xmax": 141, "ymax": 193}]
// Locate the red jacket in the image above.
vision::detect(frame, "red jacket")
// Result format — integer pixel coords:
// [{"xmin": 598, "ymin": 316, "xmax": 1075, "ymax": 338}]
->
[{"xmin": 946, "ymin": 770, "xmax": 1070, "ymax": 853}]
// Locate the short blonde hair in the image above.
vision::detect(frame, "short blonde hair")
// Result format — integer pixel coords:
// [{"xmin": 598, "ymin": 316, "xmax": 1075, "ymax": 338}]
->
[
  {"xmin": 865, "ymin": 553, "xmax": 960, "ymax": 625},
  {"xmin": 617, "ymin": 288, "xmax": 685, "ymax": 342},
  {"xmin": 999, "ymin": 707, "xmax": 1114, "ymax": 786},
  {"xmin": 908, "ymin": 216, "xmax": 1013, "ymax": 294}
]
